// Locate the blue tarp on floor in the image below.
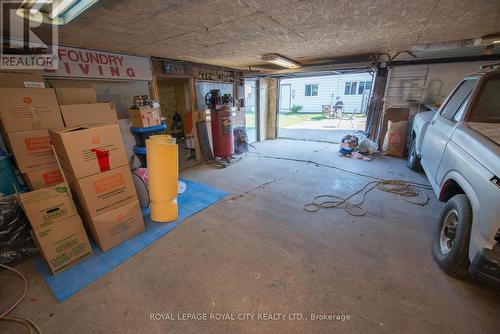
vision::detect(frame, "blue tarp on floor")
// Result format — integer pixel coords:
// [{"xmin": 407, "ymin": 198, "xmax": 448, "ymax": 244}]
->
[{"xmin": 35, "ymin": 179, "xmax": 228, "ymax": 303}]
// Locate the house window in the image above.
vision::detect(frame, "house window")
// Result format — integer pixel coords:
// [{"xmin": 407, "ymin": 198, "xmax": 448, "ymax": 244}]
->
[
  {"xmin": 345, "ymin": 81, "xmax": 371, "ymax": 95},
  {"xmin": 344, "ymin": 82, "xmax": 358, "ymax": 95},
  {"xmin": 305, "ymin": 84, "xmax": 318, "ymax": 96},
  {"xmin": 358, "ymin": 81, "xmax": 372, "ymax": 94}
]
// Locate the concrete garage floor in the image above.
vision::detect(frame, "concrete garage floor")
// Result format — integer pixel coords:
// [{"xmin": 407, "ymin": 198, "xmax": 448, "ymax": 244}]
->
[{"xmin": 1, "ymin": 139, "xmax": 499, "ymax": 333}]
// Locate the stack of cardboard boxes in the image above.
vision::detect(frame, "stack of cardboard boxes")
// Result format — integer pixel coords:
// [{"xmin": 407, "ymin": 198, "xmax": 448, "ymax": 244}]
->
[
  {"xmin": 0, "ymin": 72, "xmax": 92, "ymax": 274},
  {"xmin": 0, "ymin": 71, "xmax": 145, "ymax": 273},
  {"xmin": 50, "ymin": 86, "xmax": 142, "ymax": 252},
  {"xmin": 50, "ymin": 124, "xmax": 145, "ymax": 251},
  {"xmin": 18, "ymin": 184, "xmax": 93, "ymax": 274},
  {"xmin": 0, "ymin": 86, "xmax": 64, "ymax": 189}
]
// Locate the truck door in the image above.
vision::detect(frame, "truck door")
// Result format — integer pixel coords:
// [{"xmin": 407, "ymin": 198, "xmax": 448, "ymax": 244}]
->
[{"xmin": 421, "ymin": 79, "xmax": 477, "ymax": 180}]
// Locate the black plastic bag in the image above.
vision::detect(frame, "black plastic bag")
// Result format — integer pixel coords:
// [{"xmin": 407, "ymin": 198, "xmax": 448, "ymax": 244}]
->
[{"xmin": 0, "ymin": 195, "xmax": 38, "ymax": 265}]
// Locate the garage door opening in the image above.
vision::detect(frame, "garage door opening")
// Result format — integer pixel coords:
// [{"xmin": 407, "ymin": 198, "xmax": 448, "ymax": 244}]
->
[
  {"xmin": 244, "ymin": 79, "xmax": 258, "ymax": 143},
  {"xmin": 278, "ymin": 71, "xmax": 374, "ymax": 143}
]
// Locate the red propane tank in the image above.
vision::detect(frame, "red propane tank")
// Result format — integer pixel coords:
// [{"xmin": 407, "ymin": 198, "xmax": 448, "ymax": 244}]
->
[{"xmin": 210, "ymin": 105, "xmax": 234, "ymax": 158}]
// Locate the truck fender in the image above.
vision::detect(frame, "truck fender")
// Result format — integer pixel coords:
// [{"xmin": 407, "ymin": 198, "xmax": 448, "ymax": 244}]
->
[{"xmin": 415, "ymin": 121, "xmax": 430, "ymax": 156}]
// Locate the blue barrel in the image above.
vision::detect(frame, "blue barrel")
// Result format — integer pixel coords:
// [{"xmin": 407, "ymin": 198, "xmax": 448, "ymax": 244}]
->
[
  {"xmin": 0, "ymin": 154, "xmax": 24, "ymax": 195},
  {"xmin": 130, "ymin": 123, "xmax": 167, "ymax": 147}
]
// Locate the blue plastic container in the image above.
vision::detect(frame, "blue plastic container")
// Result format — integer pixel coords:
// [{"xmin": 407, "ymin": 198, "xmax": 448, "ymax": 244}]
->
[
  {"xmin": 133, "ymin": 145, "xmax": 147, "ymax": 168},
  {"xmin": 0, "ymin": 155, "xmax": 24, "ymax": 195},
  {"xmin": 130, "ymin": 123, "xmax": 167, "ymax": 147}
]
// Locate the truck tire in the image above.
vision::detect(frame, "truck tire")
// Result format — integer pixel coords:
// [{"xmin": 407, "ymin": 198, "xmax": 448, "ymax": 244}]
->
[
  {"xmin": 407, "ymin": 136, "xmax": 422, "ymax": 171},
  {"xmin": 433, "ymin": 194, "xmax": 473, "ymax": 279}
]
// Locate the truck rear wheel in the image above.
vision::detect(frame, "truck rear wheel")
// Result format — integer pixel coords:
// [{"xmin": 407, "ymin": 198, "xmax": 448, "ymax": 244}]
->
[
  {"xmin": 433, "ymin": 194, "xmax": 473, "ymax": 279},
  {"xmin": 407, "ymin": 136, "xmax": 422, "ymax": 171}
]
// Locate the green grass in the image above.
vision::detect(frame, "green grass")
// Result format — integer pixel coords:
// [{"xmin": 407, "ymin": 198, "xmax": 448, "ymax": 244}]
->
[
  {"xmin": 245, "ymin": 112, "xmax": 365, "ymax": 129},
  {"xmin": 246, "ymin": 112, "xmax": 323, "ymax": 128},
  {"xmin": 353, "ymin": 114, "xmax": 366, "ymax": 118},
  {"xmin": 279, "ymin": 113, "xmax": 323, "ymax": 127},
  {"xmin": 245, "ymin": 113, "xmax": 255, "ymax": 130}
]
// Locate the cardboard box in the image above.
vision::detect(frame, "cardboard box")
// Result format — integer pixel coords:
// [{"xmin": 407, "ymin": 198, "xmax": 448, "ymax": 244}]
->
[
  {"xmin": 0, "ymin": 70, "xmax": 45, "ymax": 88},
  {"xmin": 5, "ymin": 130, "xmax": 58, "ymax": 173},
  {"xmin": 31, "ymin": 215, "xmax": 92, "ymax": 275},
  {"xmin": 129, "ymin": 103, "xmax": 161, "ymax": 128},
  {"xmin": 60, "ymin": 103, "xmax": 118, "ymax": 127},
  {"xmin": 51, "ymin": 82, "xmax": 97, "ymax": 105},
  {"xmin": 81, "ymin": 200, "xmax": 144, "ymax": 252},
  {"xmin": 22, "ymin": 165, "xmax": 64, "ymax": 190},
  {"xmin": 0, "ymin": 88, "xmax": 63, "ymax": 132},
  {"xmin": 18, "ymin": 183, "xmax": 77, "ymax": 230},
  {"xmin": 49, "ymin": 124, "xmax": 128, "ymax": 179},
  {"xmin": 66, "ymin": 165, "xmax": 137, "ymax": 218}
]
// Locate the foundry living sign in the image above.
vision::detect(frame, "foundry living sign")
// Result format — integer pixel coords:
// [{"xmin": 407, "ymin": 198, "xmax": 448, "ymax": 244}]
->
[{"xmin": 43, "ymin": 46, "xmax": 153, "ymax": 81}]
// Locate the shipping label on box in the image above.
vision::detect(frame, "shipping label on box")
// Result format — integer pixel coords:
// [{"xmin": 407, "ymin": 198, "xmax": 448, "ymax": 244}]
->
[
  {"xmin": 6, "ymin": 130, "xmax": 58, "ymax": 173},
  {"xmin": 32, "ymin": 215, "xmax": 92, "ymax": 275},
  {"xmin": 60, "ymin": 103, "xmax": 118, "ymax": 127},
  {"xmin": 66, "ymin": 165, "xmax": 137, "ymax": 218},
  {"xmin": 49, "ymin": 124, "xmax": 128, "ymax": 179},
  {"xmin": 18, "ymin": 183, "xmax": 77, "ymax": 230},
  {"xmin": 22, "ymin": 165, "xmax": 64, "ymax": 190},
  {"xmin": 81, "ymin": 200, "xmax": 144, "ymax": 252},
  {"xmin": 0, "ymin": 88, "xmax": 63, "ymax": 132}
]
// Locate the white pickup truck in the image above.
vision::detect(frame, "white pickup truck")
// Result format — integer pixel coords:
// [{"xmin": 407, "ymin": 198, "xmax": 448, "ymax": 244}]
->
[{"xmin": 408, "ymin": 67, "xmax": 500, "ymax": 284}]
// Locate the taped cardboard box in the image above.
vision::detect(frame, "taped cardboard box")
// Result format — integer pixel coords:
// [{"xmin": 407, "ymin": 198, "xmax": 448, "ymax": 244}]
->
[
  {"xmin": 19, "ymin": 183, "xmax": 92, "ymax": 274},
  {"xmin": 49, "ymin": 124, "xmax": 128, "ymax": 179},
  {"xmin": 50, "ymin": 82, "xmax": 97, "ymax": 105},
  {"xmin": 31, "ymin": 215, "xmax": 92, "ymax": 275},
  {"xmin": 18, "ymin": 183, "xmax": 77, "ymax": 230},
  {"xmin": 65, "ymin": 165, "xmax": 137, "ymax": 218},
  {"xmin": 60, "ymin": 103, "xmax": 118, "ymax": 127},
  {"xmin": 0, "ymin": 70, "xmax": 45, "ymax": 88},
  {"xmin": 22, "ymin": 165, "xmax": 64, "ymax": 190},
  {"xmin": 81, "ymin": 200, "xmax": 144, "ymax": 252},
  {"xmin": 5, "ymin": 130, "xmax": 58, "ymax": 173},
  {"xmin": 0, "ymin": 88, "xmax": 63, "ymax": 132},
  {"xmin": 129, "ymin": 103, "xmax": 161, "ymax": 128}
]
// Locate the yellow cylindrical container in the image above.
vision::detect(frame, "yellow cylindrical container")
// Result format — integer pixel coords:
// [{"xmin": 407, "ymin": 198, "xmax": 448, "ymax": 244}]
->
[
  {"xmin": 150, "ymin": 135, "xmax": 176, "ymax": 144},
  {"xmin": 147, "ymin": 136, "xmax": 178, "ymax": 222}
]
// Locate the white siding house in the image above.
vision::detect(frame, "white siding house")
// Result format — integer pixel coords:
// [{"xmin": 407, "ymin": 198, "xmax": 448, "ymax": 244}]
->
[{"xmin": 279, "ymin": 73, "xmax": 373, "ymax": 114}]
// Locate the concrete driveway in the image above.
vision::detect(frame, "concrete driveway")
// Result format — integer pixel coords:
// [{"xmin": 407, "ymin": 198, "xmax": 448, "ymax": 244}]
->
[{"xmin": 279, "ymin": 117, "xmax": 367, "ymax": 143}]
